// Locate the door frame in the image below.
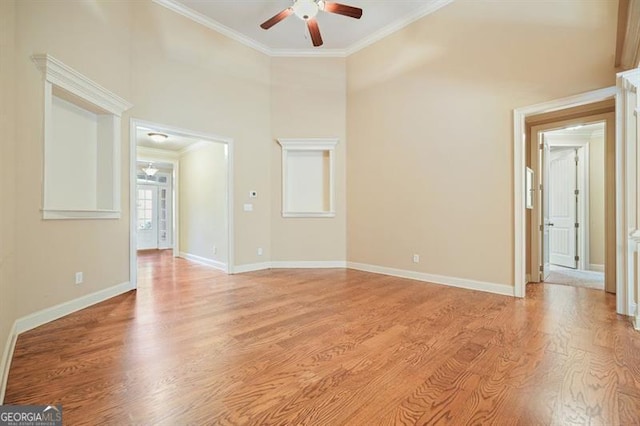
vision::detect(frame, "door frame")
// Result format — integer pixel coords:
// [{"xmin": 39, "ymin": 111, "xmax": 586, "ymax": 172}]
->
[
  {"xmin": 513, "ymin": 86, "xmax": 631, "ymax": 312},
  {"xmin": 531, "ymin": 127, "xmax": 595, "ymax": 280},
  {"xmin": 136, "ymin": 158, "xmax": 177, "ymax": 252},
  {"xmin": 129, "ymin": 119, "xmax": 235, "ymax": 289}
]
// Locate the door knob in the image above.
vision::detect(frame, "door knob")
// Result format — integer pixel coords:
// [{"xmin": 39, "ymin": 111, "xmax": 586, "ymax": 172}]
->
[{"xmin": 546, "ymin": 223, "xmax": 555, "ymax": 227}]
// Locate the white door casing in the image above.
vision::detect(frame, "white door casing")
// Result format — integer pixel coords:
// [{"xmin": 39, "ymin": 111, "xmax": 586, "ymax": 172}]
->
[
  {"xmin": 549, "ymin": 148, "xmax": 578, "ymax": 269},
  {"xmin": 541, "ymin": 137, "xmax": 552, "ymax": 280}
]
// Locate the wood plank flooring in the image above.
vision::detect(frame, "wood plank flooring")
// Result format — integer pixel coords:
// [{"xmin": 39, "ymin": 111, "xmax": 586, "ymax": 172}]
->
[{"xmin": 4, "ymin": 250, "xmax": 640, "ymax": 425}]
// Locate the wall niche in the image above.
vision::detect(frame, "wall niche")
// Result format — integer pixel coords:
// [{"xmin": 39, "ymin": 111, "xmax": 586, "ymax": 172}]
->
[
  {"xmin": 32, "ymin": 54, "xmax": 132, "ymax": 219},
  {"xmin": 277, "ymin": 138, "xmax": 338, "ymax": 218}
]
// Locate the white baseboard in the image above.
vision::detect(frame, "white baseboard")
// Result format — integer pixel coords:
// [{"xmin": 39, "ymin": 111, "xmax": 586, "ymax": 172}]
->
[
  {"xmin": 526, "ymin": 274, "xmax": 531, "ymax": 283},
  {"xmin": 589, "ymin": 264, "xmax": 605, "ymax": 272},
  {"xmin": 179, "ymin": 252, "xmax": 227, "ymax": 272},
  {"xmin": 1, "ymin": 280, "xmax": 133, "ymax": 403},
  {"xmin": 232, "ymin": 262, "xmax": 272, "ymax": 274},
  {"xmin": 271, "ymin": 261, "xmax": 347, "ymax": 269},
  {"xmin": 15, "ymin": 281, "xmax": 134, "ymax": 334},
  {"xmin": 0, "ymin": 321, "xmax": 18, "ymax": 404},
  {"xmin": 347, "ymin": 262, "xmax": 515, "ymax": 297},
  {"xmin": 231, "ymin": 261, "xmax": 346, "ymax": 274}
]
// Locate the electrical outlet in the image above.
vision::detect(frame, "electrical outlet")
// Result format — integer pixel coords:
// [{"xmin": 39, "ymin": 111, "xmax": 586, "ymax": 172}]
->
[
  {"xmin": 257, "ymin": 247, "xmax": 263, "ymax": 256},
  {"xmin": 75, "ymin": 272, "xmax": 83, "ymax": 285},
  {"xmin": 412, "ymin": 254, "xmax": 420, "ymax": 263}
]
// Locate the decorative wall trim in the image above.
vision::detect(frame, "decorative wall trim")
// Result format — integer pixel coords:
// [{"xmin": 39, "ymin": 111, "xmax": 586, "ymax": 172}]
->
[
  {"xmin": 347, "ymin": 262, "xmax": 515, "ymax": 297},
  {"xmin": 179, "ymin": 252, "xmax": 227, "ymax": 273},
  {"xmin": 136, "ymin": 145, "xmax": 180, "ymax": 160},
  {"xmin": 15, "ymin": 282, "xmax": 134, "ymax": 334},
  {"xmin": 271, "ymin": 261, "xmax": 347, "ymax": 269},
  {"xmin": 152, "ymin": 0, "xmax": 453, "ymax": 58},
  {"xmin": 0, "ymin": 281, "xmax": 134, "ymax": 402},
  {"xmin": 0, "ymin": 321, "xmax": 18, "ymax": 403},
  {"xmin": 589, "ymin": 264, "xmax": 605, "ymax": 272},
  {"xmin": 31, "ymin": 54, "xmax": 132, "ymax": 115}
]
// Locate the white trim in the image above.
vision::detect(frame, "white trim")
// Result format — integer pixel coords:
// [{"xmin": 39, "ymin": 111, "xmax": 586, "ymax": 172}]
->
[
  {"xmin": 589, "ymin": 264, "xmax": 605, "ymax": 272},
  {"xmin": 178, "ymin": 140, "xmax": 211, "ymax": 157},
  {"xmin": 0, "ymin": 321, "xmax": 18, "ymax": 404},
  {"xmin": 15, "ymin": 282, "xmax": 134, "ymax": 334},
  {"xmin": 347, "ymin": 262, "xmax": 515, "ymax": 297},
  {"xmin": 31, "ymin": 54, "xmax": 132, "ymax": 115},
  {"xmin": 513, "ymin": 86, "xmax": 617, "ymax": 300},
  {"xmin": 41, "ymin": 209, "xmax": 120, "ymax": 219},
  {"xmin": 271, "ymin": 261, "xmax": 347, "ymax": 269},
  {"xmin": 232, "ymin": 262, "xmax": 272, "ymax": 274},
  {"xmin": 152, "ymin": 0, "xmax": 453, "ymax": 58},
  {"xmin": 344, "ymin": 0, "xmax": 455, "ymax": 56},
  {"xmin": 179, "ymin": 252, "xmax": 227, "ymax": 272}
]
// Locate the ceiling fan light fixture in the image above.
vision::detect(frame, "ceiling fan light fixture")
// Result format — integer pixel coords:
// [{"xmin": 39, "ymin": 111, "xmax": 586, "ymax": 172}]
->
[
  {"xmin": 292, "ymin": 0, "xmax": 319, "ymax": 20},
  {"xmin": 148, "ymin": 132, "xmax": 168, "ymax": 143}
]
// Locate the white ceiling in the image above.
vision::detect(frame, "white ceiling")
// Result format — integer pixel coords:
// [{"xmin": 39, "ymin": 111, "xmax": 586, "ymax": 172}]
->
[
  {"xmin": 154, "ymin": 0, "xmax": 454, "ymax": 56},
  {"xmin": 137, "ymin": 127, "xmax": 203, "ymax": 152}
]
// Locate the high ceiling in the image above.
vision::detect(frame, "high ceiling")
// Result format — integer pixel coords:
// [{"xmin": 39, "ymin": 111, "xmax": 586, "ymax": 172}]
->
[{"xmin": 154, "ymin": 0, "xmax": 454, "ymax": 55}]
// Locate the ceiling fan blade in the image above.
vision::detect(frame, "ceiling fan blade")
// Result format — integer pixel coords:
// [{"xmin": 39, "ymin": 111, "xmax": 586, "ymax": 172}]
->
[
  {"xmin": 323, "ymin": 2, "xmax": 363, "ymax": 19},
  {"xmin": 260, "ymin": 8, "xmax": 293, "ymax": 29},
  {"xmin": 307, "ymin": 18, "xmax": 323, "ymax": 47}
]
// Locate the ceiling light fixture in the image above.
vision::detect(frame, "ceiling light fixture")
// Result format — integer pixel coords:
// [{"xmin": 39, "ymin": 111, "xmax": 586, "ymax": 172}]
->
[
  {"xmin": 142, "ymin": 163, "xmax": 158, "ymax": 177},
  {"xmin": 292, "ymin": 0, "xmax": 320, "ymax": 20},
  {"xmin": 148, "ymin": 132, "xmax": 168, "ymax": 143}
]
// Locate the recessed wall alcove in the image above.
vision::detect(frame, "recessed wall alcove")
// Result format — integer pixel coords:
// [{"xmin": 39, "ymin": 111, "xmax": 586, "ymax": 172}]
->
[{"xmin": 32, "ymin": 54, "xmax": 132, "ymax": 219}]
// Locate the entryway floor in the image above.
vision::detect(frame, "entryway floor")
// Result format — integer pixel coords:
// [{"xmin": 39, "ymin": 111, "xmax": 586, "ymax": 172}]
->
[{"xmin": 546, "ymin": 264, "xmax": 604, "ymax": 290}]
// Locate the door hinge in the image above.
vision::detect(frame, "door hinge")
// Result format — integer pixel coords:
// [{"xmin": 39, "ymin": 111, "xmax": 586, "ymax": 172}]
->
[
  {"xmin": 575, "ymin": 156, "xmax": 579, "ymax": 164},
  {"xmin": 574, "ymin": 189, "xmax": 579, "ymax": 195},
  {"xmin": 539, "ymin": 265, "xmax": 544, "ymax": 272},
  {"xmin": 575, "ymin": 222, "xmax": 579, "ymax": 228},
  {"xmin": 539, "ymin": 143, "xmax": 544, "ymax": 150},
  {"xmin": 539, "ymin": 184, "xmax": 543, "ymax": 191},
  {"xmin": 539, "ymin": 224, "xmax": 543, "ymax": 231},
  {"xmin": 575, "ymin": 255, "xmax": 580, "ymax": 261}
]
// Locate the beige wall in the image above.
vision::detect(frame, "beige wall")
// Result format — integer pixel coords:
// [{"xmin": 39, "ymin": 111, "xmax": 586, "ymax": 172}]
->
[
  {"xmin": 7, "ymin": 0, "xmax": 271, "ymax": 334},
  {"xmin": 346, "ymin": 0, "xmax": 617, "ymax": 285},
  {"xmin": 179, "ymin": 144, "xmax": 228, "ymax": 264},
  {"xmin": 0, "ymin": 0, "xmax": 17, "ymax": 396},
  {"xmin": 270, "ymin": 58, "xmax": 347, "ymax": 262}
]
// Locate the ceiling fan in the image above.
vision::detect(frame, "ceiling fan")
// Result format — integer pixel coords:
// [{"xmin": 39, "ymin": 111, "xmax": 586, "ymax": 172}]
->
[{"xmin": 260, "ymin": 0, "xmax": 363, "ymax": 47}]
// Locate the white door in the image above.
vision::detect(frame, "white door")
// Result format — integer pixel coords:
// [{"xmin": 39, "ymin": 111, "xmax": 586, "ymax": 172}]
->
[
  {"xmin": 137, "ymin": 185, "xmax": 159, "ymax": 250},
  {"xmin": 549, "ymin": 148, "xmax": 578, "ymax": 268},
  {"xmin": 541, "ymin": 138, "xmax": 551, "ymax": 280}
]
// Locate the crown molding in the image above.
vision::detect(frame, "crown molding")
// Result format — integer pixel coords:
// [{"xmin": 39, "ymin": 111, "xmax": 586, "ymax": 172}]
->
[
  {"xmin": 31, "ymin": 54, "xmax": 132, "ymax": 115},
  {"xmin": 152, "ymin": 0, "xmax": 272, "ymax": 56},
  {"xmin": 345, "ymin": 0, "xmax": 455, "ymax": 56},
  {"xmin": 153, "ymin": 0, "xmax": 454, "ymax": 58}
]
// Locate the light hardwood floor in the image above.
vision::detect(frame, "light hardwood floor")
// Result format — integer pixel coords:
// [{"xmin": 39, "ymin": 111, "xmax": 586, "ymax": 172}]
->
[{"xmin": 5, "ymin": 250, "xmax": 640, "ymax": 424}]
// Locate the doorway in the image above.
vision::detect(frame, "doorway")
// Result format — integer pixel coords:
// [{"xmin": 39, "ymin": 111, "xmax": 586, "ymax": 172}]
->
[
  {"xmin": 536, "ymin": 123, "xmax": 606, "ymax": 290},
  {"xmin": 531, "ymin": 115, "xmax": 612, "ymax": 292},
  {"xmin": 129, "ymin": 119, "xmax": 235, "ymax": 289}
]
